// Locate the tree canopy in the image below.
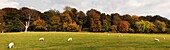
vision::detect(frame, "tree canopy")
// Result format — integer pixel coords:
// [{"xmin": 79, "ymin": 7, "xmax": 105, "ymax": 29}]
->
[{"xmin": 0, "ymin": 6, "xmax": 170, "ymax": 33}]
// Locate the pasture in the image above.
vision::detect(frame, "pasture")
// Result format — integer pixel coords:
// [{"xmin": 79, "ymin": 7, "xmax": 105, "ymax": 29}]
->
[{"xmin": 0, "ymin": 32, "xmax": 170, "ymax": 50}]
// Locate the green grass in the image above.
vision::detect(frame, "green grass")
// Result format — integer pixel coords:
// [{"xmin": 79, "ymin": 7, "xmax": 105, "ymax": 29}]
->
[{"xmin": 0, "ymin": 32, "xmax": 170, "ymax": 50}]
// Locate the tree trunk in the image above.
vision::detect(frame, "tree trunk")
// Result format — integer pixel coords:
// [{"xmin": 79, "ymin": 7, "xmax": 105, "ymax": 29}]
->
[
  {"xmin": 24, "ymin": 21, "xmax": 30, "ymax": 32},
  {"xmin": 79, "ymin": 25, "xmax": 82, "ymax": 32},
  {"xmin": 24, "ymin": 25, "xmax": 29, "ymax": 32},
  {"xmin": 24, "ymin": 16, "xmax": 31, "ymax": 32}
]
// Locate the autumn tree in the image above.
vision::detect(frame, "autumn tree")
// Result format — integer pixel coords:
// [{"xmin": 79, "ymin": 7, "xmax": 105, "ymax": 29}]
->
[
  {"xmin": 135, "ymin": 20, "xmax": 157, "ymax": 33},
  {"xmin": 42, "ymin": 9, "xmax": 60, "ymax": 31},
  {"xmin": 51, "ymin": 15, "xmax": 62, "ymax": 31},
  {"xmin": 86, "ymin": 9, "xmax": 102, "ymax": 32},
  {"xmin": 111, "ymin": 25, "xmax": 118, "ymax": 32},
  {"xmin": 111, "ymin": 13, "xmax": 121, "ymax": 25},
  {"xmin": 61, "ymin": 13, "xmax": 79, "ymax": 31},
  {"xmin": 154, "ymin": 20, "xmax": 167, "ymax": 32},
  {"xmin": 32, "ymin": 16, "xmax": 47, "ymax": 31},
  {"xmin": 118, "ymin": 20, "xmax": 130, "ymax": 33}
]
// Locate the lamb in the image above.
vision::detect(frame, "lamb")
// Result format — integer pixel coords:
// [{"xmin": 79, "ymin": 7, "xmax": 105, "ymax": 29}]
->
[
  {"xmin": 68, "ymin": 37, "xmax": 72, "ymax": 42},
  {"xmin": 39, "ymin": 38, "xmax": 44, "ymax": 41},
  {"xmin": 155, "ymin": 38, "xmax": 159, "ymax": 42},
  {"xmin": 8, "ymin": 42, "xmax": 14, "ymax": 49}
]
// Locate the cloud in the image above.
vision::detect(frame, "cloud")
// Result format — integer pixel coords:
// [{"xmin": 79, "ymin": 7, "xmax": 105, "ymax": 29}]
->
[
  {"xmin": 0, "ymin": 0, "xmax": 19, "ymax": 8},
  {"xmin": 1, "ymin": 0, "xmax": 170, "ymax": 19}
]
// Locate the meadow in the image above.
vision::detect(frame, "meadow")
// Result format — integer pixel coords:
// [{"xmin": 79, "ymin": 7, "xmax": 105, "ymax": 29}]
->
[{"xmin": 0, "ymin": 32, "xmax": 170, "ymax": 50}]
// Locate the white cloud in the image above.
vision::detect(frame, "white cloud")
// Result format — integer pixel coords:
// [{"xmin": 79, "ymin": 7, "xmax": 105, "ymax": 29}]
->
[{"xmin": 0, "ymin": 0, "xmax": 19, "ymax": 8}]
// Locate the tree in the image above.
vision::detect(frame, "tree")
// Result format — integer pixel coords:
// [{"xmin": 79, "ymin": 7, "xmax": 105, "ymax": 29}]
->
[
  {"xmin": 118, "ymin": 20, "xmax": 130, "ymax": 33},
  {"xmin": 68, "ymin": 21, "xmax": 79, "ymax": 31},
  {"xmin": 0, "ymin": 10, "xmax": 5, "ymax": 33},
  {"xmin": 101, "ymin": 13, "xmax": 111, "ymax": 32},
  {"xmin": 61, "ymin": 13, "xmax": 79, "ymax": 31},
  {"xmin": 86, "ymin": 9, "xmax": 102, "ymax": 32},
  {"xmin": 32, "ymin": 16, "xmax": 47, "ymax": 31},
  {"xmin": 51, "ymin": 15, "xmax": 62, "ymax": 31},
  {"xmin": 111, "ymin": 25, "xmax": 118, "ymax": 33},
  {"xmin": 20, "ymin": 7, "xmax": 41, "ymax": 32},
  {"xmin": 154, "ymin": 20, "xmax": 167, "ymax": 32},
  {"xmin": 2, "ymin": 8, "xmax": 24, "ymax": 32},
  {"xmin": 111, "ymin": 13, "xmax": 121, "ymax": 25},
  {"xmin": 76, "ymin": 11, "xmax": 86, "ymax": 31},
  {"xmin": 135, "ymin": 20, "xmax": 156, "ymax": 33},
  {"xmin": 43, "ymin": 9, "xmax": 60, "ymax": 31}
]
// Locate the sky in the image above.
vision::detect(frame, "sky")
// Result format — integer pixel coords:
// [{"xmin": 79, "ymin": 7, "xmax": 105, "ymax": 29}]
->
[{"xmin": 0, "ymin": 0, "xmax": 170, "ymax": 19}]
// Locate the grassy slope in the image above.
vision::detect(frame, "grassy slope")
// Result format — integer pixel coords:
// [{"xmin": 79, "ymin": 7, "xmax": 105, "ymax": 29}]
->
[{"xmin": 0, "ymin": 32, "xmax": 170, "ymax": 50}]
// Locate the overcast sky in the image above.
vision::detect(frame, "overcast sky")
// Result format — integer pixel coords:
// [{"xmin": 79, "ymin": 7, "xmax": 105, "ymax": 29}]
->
[{"xmin": 0, "ymin": 0, "xmax": 170, "ymax": 19}]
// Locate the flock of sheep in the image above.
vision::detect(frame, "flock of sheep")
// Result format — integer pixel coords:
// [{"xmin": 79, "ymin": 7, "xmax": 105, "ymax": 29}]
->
[
  {"xmin": 8, "ymin": 37, "xmax": 73, "ymax": 49},
  {"xmin": 8, "ymin": 33, "xmax": 165, "ymax": 49}
]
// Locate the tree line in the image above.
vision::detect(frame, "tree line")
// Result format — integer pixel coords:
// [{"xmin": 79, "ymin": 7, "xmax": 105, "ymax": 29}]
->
[{"xmin": 0, "ymin": 6, "xmax": 170, "ymax": 33}]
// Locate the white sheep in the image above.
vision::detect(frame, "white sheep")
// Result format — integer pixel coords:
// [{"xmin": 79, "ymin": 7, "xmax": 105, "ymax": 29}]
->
[
  {"xmin": 155, "ymin": 38, "xmax": 159, "ymax": 42},
  {"xmin": 88, "ymin": 33, "xmax": 90, "ymax": 34},
  {"xmin": 8, "ymin": 42, "xmax": 14, "ymax": 49},
  {"xmin": 119, "ymin": 34, "xmax": 123, "ymax": 37},
  {"xmin": 39, "ymin": 38, "xmax": 44, "ymax": 41},
  {"xmin": 107, "ymin": 34, "xmax": 110, "ymax": 36},
  {"xmin": 163, "ymin": 37, "xmax": 165, "ymax": 40},
  {"xmin": 68, "ymin": 37, "xmax": 72, "ymax": 42}
]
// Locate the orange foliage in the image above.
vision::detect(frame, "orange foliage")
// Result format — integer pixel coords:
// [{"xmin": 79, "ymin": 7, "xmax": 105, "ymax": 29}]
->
[
  {"xmin": 32, "ymin": 16, "xmax": 47, "ymax": 30},
  {"xmin": 68, "ymin": 21, "xmax": 79, "ymax": 30},
  {"xmin": 62, "ymin": 13, "xmax": 72, "ymax": 23},
  {"xmin": 118, "ymin": 20, "xmax": 130, "ymax": 32}
]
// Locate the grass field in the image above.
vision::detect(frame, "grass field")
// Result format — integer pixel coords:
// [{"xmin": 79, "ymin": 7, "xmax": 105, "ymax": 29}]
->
[{"xmin": 0, "ymin": 32, "xmax": 170, "ymax": 50}]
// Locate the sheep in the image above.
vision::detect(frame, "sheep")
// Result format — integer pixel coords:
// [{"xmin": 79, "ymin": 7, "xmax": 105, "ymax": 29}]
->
[
  {"xmin": 39, "ymin": 38, "xmax": 44, "ymax": 41},
  {"xmin": 68, "ymin": 37, "xmax": 72, "ymax": 42},
  {"xmin": 163, "ymin": 37, "xmax": 165, "ymax": 40},
  {"xmin": 107, "ymin": 34, "xmax": 110, "ymax": 36},
  {"xmin": 88, "ymin": 33, "xmax": 90, "ymax": 34},
  {"xmin": 8, "ymin": 42, "xmax": 14, "ymax": 49},
  {"xmin": 155, "ymin": 38, "xmax": 159, "ymax": 42},
  {"xmin": 119, "ymin": 34, "xmax": 123, "ymax": 37}
]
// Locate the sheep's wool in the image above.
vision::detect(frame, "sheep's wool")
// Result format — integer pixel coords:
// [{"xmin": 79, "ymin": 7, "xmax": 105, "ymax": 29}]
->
[
  {"xmin": 155, "ymin": 38, "xmax": 159, "ymax": 42},
  {"xmin": 9, "ymin": 42, "xmax": 14, "ymax": 48},
  {"xmin": 68, "ymin": 38, "xmax": 72, "ymax": 42},
  {"xmin": 39, "ymin": 38, "xmax": 44, "ymax": 41}
]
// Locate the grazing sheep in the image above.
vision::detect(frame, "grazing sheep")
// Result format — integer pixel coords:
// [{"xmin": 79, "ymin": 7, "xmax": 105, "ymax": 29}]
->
[
  {"xmin": 39, "ymin": 38, "xmax": 44, "ymax": 41},
  {"xmin": 68, "ymin": 37, "xmax": 72, "ymax": 42},
  {"xmin": 119, "ymin": 34, "xmax": 123, "ymax": 37},
  {"xmin": 88, "ymin": 33, "xmax": 90, "ymax": 34},
  {"xmin": 8, "ymin": 42, "xmax": 14, "ymax": 49},
  {"xmin": 163, "ymin": 37, "xmax": 165, "ymax": 40},
  {"xmin": 155, "ymin": 38, "xmax": 159, "ymax": 42},
  {"xmin": 107, "ymin": 34, "xmax": 110, "ymax": 36}
]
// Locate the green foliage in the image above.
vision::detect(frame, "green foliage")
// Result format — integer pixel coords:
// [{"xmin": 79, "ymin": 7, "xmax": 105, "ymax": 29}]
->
[
  {"xmin": 102, "ymin": 19, "xmax": 110, "ymax": 32},
  {"xmin": 5, "ymin": 19, "xmax": 24, "ymax": 32},
  {"xmin": 154, "ymin": 20, "xmax": 167, "ymax": 32},
  {"xmin": 135, "ymin": 20, "xmax": 157, "ymax": 33}
]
